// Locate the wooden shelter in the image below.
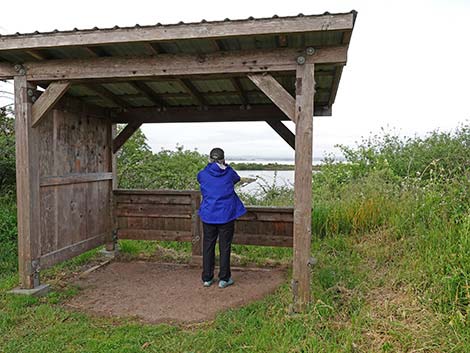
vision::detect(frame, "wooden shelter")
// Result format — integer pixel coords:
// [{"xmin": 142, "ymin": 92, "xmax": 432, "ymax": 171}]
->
[{"xmin": 0, "ymin": 11, "xmax": 356, "ymax": 311}]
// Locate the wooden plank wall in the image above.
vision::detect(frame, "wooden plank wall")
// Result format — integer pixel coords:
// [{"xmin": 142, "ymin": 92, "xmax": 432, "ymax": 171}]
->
[
  {"xmin": 115, "ymin": 190, "xmax": 293, "ymax": 248},
  {"xmin": 37, "ymin": 101, "xmax": 112, "ymax": 269}
]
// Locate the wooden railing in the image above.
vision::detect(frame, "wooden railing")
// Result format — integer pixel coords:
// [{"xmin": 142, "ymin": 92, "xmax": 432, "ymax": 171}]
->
[{"xmin": 114, "ymin": 189, "xmax": 294, "ymax": 261}]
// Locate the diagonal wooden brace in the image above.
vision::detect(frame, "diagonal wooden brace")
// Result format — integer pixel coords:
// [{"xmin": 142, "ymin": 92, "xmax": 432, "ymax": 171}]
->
[
  {"xmin": 266, "ymin": 120, "xmax": 295, "ymax": 150},
  {"xmin": 248, "ymin": 73, "xmax": 296, "ymax": 123},
  {"xmin": 112, "ymin": 121, "xmax": 142, "ymax": 154},
  {"xmin": 31, "ymin": 81, "xmax": 70, "ymax": 127}
]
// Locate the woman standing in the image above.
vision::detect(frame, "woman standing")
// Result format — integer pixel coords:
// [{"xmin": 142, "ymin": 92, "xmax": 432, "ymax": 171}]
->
[{"xmin": 197, "ymin": 147, "xmax": 246, "ymax": 288}]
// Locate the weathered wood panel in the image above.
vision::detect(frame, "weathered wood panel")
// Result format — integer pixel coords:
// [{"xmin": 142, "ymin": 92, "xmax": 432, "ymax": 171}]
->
[
  {"xmin": 114, "ymin": 190, "xmax": 293, "ymax": 248},
  {"xmin": 37, "ymin": 100, "xmax": 112, "ymax": 269}
]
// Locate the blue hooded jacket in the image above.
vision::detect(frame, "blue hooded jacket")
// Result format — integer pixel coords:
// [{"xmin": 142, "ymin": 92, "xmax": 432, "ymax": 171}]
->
[{"xmin": 197, "ymin": 162, "xmax": 247, "ymax": 224}]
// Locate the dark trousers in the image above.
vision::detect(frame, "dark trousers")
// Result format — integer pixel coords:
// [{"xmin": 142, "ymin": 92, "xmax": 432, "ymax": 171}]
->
[{"xmin": 201, "ymin": 220, "xmax": 235, "ymax": 282}]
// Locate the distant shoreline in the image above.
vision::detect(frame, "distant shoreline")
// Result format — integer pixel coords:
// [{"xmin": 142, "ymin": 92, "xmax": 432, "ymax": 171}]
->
[{"xmin": 231, "ymin": 162, "xmax": 322, "ymax": 171}]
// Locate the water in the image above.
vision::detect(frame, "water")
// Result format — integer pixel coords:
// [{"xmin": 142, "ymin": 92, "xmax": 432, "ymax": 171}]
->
[{"xmin": 236, "ymin": 170, "xmax": 294, "ymax": 194}]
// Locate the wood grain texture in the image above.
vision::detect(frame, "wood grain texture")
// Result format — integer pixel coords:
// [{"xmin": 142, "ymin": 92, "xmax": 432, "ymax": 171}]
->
[
  {"xmin": 248, "ymin": 73, "xmax": 296, "ymax": 122},
  {"xmin": 113, "ymin": 190, "xmax": 294, "ymax": 249},
  {"xmin": 0, "ymin": 13, "xmax": 355, "ymax": 51},
  {"xmin": 114, "ymin": 105, "xmax": 288, "ymax": 124},
  {"xmin": 40, "ymin": 172, "xmax": 112, "ymax": 186},
  {"xmin": 23, "ymin": 46, "xmax": 347, "ymax": 81},
  {"xmin": 0, "ymin": 62, "xmax": 15, "ymax": 79},
  {"xmin": 14, "ymin": 76, "xmax": 41, "ymax": 288},
  {"xmin": 37, "ymin": 102, "xmax": 112, "ymax": 267},
  {"xmin": 112, "ymin": 122, "xmax": 142, "ymax": 153},
  {"xmin": 40, "ymin": 233, "xmax": 106, "ymax": 269},
  {"xmin": 293, "ymin": 62, "xmax": 315, "ymax": 312},
  {"xmin": 191, "ymin": 193, "xmax": 203, "ymax": 257},
  {"xmin": 31, "ymin": 81, "xmax": 70, "ymax": 127},
  {"xmin": 266, "ymin": 120, "xmax": 295, "ymax": 150}
]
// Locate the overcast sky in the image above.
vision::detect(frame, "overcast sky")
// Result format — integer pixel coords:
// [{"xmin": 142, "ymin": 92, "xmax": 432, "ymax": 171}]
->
[{"xmin": 1, "ymin": 0, "xmax": 469, "ymax": 161}]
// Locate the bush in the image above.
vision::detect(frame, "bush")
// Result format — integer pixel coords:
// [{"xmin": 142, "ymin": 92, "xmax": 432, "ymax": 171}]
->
[
  {"xmin": 0, "ymin": 108, "xmax": 16, "ymax": 191},
  {"xmin": 116, "ymin": 127, "xmax": 207, "ymax": 190},
  {"xmin": 0, "ymin": 193, "xmax": 17, "ymax": 278}
]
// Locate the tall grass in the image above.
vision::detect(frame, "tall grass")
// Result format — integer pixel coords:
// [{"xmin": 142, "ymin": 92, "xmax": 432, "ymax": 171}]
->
[
  {"xmin": 242, "ymin": 123, "xmax": 470, "ymax": 333},
  {"xmin": 0, "ymin": 192, "xmax": 17, "ymax": 279}
]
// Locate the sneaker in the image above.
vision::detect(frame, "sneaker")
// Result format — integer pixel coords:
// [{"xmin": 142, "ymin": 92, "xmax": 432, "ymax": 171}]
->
[
  {"xmin": 203, "ymin": 279, "xmax": 214, "ymax": 287},
  {"xmin": 218, "ymin": 278, "xmax": 234, "ymax": 288}
]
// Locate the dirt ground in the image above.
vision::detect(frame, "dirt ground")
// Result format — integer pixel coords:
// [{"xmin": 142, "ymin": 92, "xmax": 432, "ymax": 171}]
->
[{"xmin": 65, "ymin": 261, "xmax": 287, "ymax": 324}]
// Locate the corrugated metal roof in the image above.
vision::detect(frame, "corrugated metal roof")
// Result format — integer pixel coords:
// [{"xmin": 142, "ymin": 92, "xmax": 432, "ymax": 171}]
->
[
  {"xmin": 0, "ymin": 11, "xmax": 357, "ymax": 116},
  {"xmin": 0, "ymin": 11, "xmax": 356, "ymax": 38}
]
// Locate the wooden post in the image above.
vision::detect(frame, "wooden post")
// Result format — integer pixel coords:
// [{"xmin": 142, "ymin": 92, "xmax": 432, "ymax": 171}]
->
[
  {"xmin": 14, "ymin": 75, "xmax": 41, "ymax": 289},
  {"xmin": 190, "ymin": 193, "xmax": 203, "ymax": 266},
  {"xmin": 106, "ymin": 123, "xmax": 118, "ymax": 252},
  {"xmin": 292, "ymin": 62, "xmax": 315, "ymax": 311}
]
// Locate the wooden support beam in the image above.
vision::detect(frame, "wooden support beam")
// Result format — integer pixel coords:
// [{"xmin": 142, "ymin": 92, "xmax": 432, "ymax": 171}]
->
[
  {"xmin": 25, "ymin": 49, "xmax": 48, "ymax": 61},
  {"xmin": 292, "ymin": 62, "xmax": 315, "ymax": 312},
  {"xmin": 230, "ymin": 77, "xmax": 249, "ymax": 106},
  {"xmin": 83, "ymin": 46, "xmax": 102, "ymax": 57},
  {"xmin": 31, "ymin": 81, "xmax": 70, "ymax": 127},
  {"xmin": 266, "ymin": 120, "xmax": 295, "ymax": 150},
  {"xmin": 23, "ymin": 46, "xmax": 348, "ymax": 82},
  {"xmin": 328, "ymin": 65, "xmax": 343, "ymax": 107},
  {"xmin": 85, "ymin": 83, "xmax": 131, "ymax": 109},
  {"xmin": 0, "ymin": 62, "xmax": 15, "ymax": 79},
  {"xmin": 178, "ymin": 79, "xmax": 207, "ymax": 106},
  {"xmin": 112, "ymin": 121, "xmax": 142, "ymax": 153},
  {"xmin": 14, "ymin": 76, "xmax": 41, "ymax": 289},
  {"xmin": 191, "ymin": 193, "xmax": 203, "ymax": 264},
  {"xmin": 130, "ymin": 81, "xmax": 165, "ymax": 107},
  {"xmin": 40, "ymin": 172, "xmax": 112, "ymax": 187},
  {"xmin": 143, "ymin": 42, "xmax": 159, "ymax": 55},
  {"xmin": 248, "ymin": 73, "xmax": 296, "ymax": 122},
  {"xmin": 0, "ymin": 13, "xmax": 355, "ymax": 51},
  {"xmin": 113, "ymin": 104, "xmax": 288, "ymax": 123},
  {"xmin": 105, "ymin": 121, "xmax": 115, "ymax": 252}
]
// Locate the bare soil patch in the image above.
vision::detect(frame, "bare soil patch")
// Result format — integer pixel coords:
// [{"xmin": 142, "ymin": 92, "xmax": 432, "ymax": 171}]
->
[{"xmin": 65, "ymin": 261, "xmax": 287, "ymax": 324}]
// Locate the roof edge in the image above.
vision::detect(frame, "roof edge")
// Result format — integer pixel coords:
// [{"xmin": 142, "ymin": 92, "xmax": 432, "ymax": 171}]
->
[{"xmin": 0, "ymin": 11, "xmax": 356, "ymax": 51}]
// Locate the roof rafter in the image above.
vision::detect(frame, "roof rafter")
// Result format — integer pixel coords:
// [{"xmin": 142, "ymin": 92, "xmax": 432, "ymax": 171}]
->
[
  {"xmin": 177, "ymin": 78, "xmax": 207, "ymax": 106},
  {"xmin": 129, "ymin": 81, "xmax": 166, "ymax": 107},
  {"xmin": 85, "ymin": 83, "xmax": 131, "ymax": 109}
]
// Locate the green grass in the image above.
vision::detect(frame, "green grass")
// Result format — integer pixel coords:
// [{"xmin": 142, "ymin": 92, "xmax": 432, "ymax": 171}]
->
[
  {"xmin": 0, "ymin": 230, "xmax": 463, "ymax": 352},
  {"xmin": 1, "ymin": 124, "xmax": 469, "ymax": 351}
]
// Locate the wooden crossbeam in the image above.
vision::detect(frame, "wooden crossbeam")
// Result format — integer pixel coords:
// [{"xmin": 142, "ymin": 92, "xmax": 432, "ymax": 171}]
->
[
  {"xmin": 22, "ymin": 46, "xmax": 347, "ymax": 82},
  {"xmin": 112, "ymin": 122, "xmax": 142, "ymax": 153},
  {"xmin": 0, "ymin": 13, "xmax": 355, "ymax": 51},
  {"xmin": 130, "ymin": 81, "xmax": 165, "ymax": 107},
  {"xmin": 230, "ymin": 77, "xmax": 249, "ymax": 105},
  {"xmin": 0, "ymin": 63, "xmax": 15, "ymax": 79},
  {"xmin": 178, "ymin": 79, "xmax": 207, "ymax": 106},
  {"xmin": 248, "ymin": 73, "xmax": 296, "ymax": 122},
  {"xmin": 266, "ymin": 120, "xmax": 295, "ymax": 150},
  {"xmin": 25, "ymin": 49, "xmax": 48, "ymax": 61},
  {"xmin": 113, "ymin": 105, "xmax": 288, "ymax": 123},
  {"xmin": 31, "ymin": 81, "xmax": 70, "ymax": 127},
  {"xmin": 85, "ymin": 84, "xmax": 131, "ymax": 109},
  {"xmin": 143, "ymin": 42, "xmax": 160, "ymax": 55}
]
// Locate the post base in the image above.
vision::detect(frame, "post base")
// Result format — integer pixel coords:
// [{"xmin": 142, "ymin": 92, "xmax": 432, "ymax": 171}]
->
[
  {"xmin": 9, "ymin": 284, "xmax": 50, "ymax": 297},
  {"xmin": 100, "ymin": 247, "xmax": 119, "ymax": 258}
]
